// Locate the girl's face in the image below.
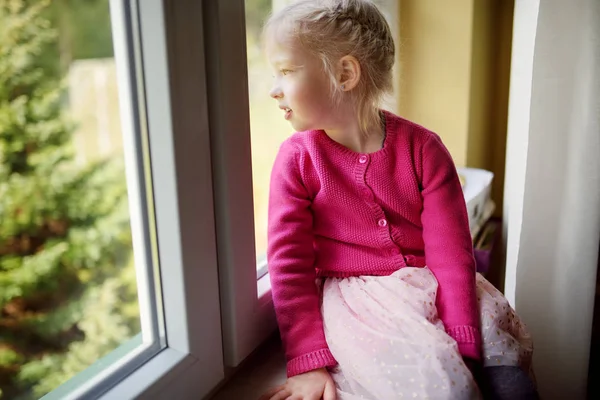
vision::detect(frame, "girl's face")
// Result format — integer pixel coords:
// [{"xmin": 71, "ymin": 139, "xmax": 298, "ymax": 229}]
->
[{"xmin": 267, "ymin": 36, "xmax": 339, "ymax": 132}]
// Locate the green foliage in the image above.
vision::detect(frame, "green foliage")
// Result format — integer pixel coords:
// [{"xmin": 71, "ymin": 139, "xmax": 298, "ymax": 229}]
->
[
  {"xmin": 17, "ymin": 262, "xmax": 140, "ymax": 398},
  {"xmin": 28, "ymin": 0, "xmax": 115, "ymax": 79},
  {"xmin": 52, "ymin": 0, "xmax": 114, "ymax": 60},
  {"xmin": 0, "ymin": 350, "xmax": 22, "ymax": 367},
  {"xmin": 0, "ymin": 1, "xmax": 138, "ymax": 398}
]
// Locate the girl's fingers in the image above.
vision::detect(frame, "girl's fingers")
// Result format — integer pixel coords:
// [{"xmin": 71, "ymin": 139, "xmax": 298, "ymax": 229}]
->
[
  {"xmin": 323, "ymin": 381, "xmax": 337, "ymax": 400},
  {"xmin": 258, "ymin": 384, "xmax": 286, "ymax": 400},
  {"xmin": 269, "ymin": 388, "xmax": 292, "ymax": 400}
]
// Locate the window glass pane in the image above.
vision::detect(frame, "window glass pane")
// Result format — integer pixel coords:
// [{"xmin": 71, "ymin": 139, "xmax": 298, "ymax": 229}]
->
[
  {"xmin": 245, "ymin": 0, "xmax": 399, "ymax": 276},
  {"xmin": 0, "ymin": 1, "xmax": 162, "ymax": 399},
  {"xmin": 245, "ymin": 0, "xmax": 293, "ymax": 274}
]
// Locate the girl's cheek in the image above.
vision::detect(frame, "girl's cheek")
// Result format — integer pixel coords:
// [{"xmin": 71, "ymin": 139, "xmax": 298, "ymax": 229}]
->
[{"xmin": 286, "ymin": 86, "xmax": 301, "ymax": 101}]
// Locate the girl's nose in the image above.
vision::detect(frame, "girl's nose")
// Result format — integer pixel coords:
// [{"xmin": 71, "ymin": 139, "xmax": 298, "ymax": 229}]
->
[{"xmin": 269, "ymin": 86, "xmax": 283, "ymax": 99}]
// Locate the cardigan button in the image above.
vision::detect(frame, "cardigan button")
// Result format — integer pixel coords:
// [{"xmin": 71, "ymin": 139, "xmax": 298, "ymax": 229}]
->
[
  {"xmin": 358, "ymin": 155, "xmax": 368, "ymax": 164},
  {"xmin": 378, "ymin": 218, "xmax": 387, "ymax": 227}
]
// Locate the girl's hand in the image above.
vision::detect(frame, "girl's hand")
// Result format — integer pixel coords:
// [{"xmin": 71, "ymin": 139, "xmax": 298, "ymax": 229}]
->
[{"xmin": 259, "ymin": 368, "xmax": 337, "ymax": 400}]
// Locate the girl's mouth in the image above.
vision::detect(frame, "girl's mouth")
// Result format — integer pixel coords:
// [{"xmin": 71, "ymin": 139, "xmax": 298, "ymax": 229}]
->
[{"xmin": 280, "ymin": 106, "xmax": 292, "ymax": 120}]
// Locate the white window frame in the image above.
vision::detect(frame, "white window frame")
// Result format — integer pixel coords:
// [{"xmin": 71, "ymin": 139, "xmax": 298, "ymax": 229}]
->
[
  {"xmin": 43, "ymin": 2, "xmax": 169, "ymax": 396},
  {"xmin": 99, "ymin": 0, "xmax": 224, "ymax": 398},
  {"xmin": 202, "ymin": 0, "xmax": 278, "ymax": 369}
]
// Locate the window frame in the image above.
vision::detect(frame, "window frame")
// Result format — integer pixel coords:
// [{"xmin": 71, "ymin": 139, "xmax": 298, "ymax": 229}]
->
[
  {"xmin": 202, "ymin": 0, "xmax": 278, "ymax": 369},
  {"xmin": 98, "ymin": 0, "xmax": 225, "ymax": 398}
]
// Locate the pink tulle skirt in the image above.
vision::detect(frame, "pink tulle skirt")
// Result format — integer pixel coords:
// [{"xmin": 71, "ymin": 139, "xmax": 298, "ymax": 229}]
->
[{"xmin": 320, "ymin": 267, "xmax": 533, "ymax": 400}]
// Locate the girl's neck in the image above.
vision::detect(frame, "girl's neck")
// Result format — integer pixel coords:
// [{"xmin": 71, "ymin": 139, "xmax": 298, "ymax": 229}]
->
[{"xmin": 324, "ymin": 112, "xmax": 386, "ymax": 154}]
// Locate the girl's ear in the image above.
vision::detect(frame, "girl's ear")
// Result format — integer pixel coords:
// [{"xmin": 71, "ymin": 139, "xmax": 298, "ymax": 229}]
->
[{"xmin": 338, "ymin": 55, "xmax": 361, "ymax": 91}]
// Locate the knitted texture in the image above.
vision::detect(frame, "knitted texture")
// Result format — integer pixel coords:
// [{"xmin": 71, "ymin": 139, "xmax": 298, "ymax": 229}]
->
[
  {"xmin": 267, "ymin": 111, "xmax": 481, "ymax": 376},
  {"xmin": 287, "ymin": 348, "xmax": 338, "ymax": 377},
  {"xmin": 447, "ymin": 325, "xmax": 483, "ymax": 360}
]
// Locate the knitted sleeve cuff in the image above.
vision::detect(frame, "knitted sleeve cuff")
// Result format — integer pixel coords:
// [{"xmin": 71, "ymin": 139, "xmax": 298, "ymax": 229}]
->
[
  {"xmin": 447, "ymin": 325, "xmax": 482, "ymax": 361},
  {"xmin": 287, "ymin": 348, "xmax": 338, "ymax": 377}
]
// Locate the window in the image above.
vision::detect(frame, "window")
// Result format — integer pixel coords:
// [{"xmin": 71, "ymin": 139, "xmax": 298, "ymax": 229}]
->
[
  {"xmin": 0, "ymin": 0, "xmax": 162, "ymax": 398},
  {"xmin": 245, "ymin": 0, "xmax": 295, "ymax": 279},
  {"xmin": 2, "ymin": 0, "xmax": 223, "ymax": 399}
]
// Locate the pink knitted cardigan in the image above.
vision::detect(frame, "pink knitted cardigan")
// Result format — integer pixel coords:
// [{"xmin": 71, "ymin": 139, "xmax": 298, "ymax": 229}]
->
[{"xmin": 267, "ymin": 111, "xmax": 481, "ymax": 377}]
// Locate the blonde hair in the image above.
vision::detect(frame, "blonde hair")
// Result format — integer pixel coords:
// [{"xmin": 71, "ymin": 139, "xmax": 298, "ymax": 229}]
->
[{"xmin": 264, "ymin": 0, "xmax": 395, "ymax": 135}]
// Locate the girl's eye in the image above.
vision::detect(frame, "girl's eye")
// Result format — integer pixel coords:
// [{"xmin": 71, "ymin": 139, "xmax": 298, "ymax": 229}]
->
[{"xmin": 281, "ymin": 69, "xmax": 292, "ymax": 76}]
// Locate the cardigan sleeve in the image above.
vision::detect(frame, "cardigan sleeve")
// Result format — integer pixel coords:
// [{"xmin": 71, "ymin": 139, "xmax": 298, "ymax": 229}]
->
[
  {"xmin": 267, "ymin": 140, "xmax": 337, "ymax": 377},
  {"xmin": 420, "ymin": 134, "xmax": 482, "ymax": 360}
]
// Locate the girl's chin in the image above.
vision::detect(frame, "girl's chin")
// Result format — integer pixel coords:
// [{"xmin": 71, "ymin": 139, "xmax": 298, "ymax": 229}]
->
[{"xmin": 289, "ymin": 119, "xmax": 317, "ymax": 133}]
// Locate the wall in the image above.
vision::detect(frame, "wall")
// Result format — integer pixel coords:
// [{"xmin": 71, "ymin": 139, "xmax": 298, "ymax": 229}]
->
[
  {"xmin": 398, "ymin": 0, "xmax": 513, "ymax": 215},
  {"xmin": 503, "ymin": 0, "xmax": 600, "ymax": 397},
  {"xmin": 398, "ymin": 0, "xmax": 473, "ymax": 165},
  {"xmin": 467, "ymin": 0, "xmax": 513, "ymax": 216},
  {"xmin": 465, "ymin": 0, "xmax": 494, "ymax": 170}
]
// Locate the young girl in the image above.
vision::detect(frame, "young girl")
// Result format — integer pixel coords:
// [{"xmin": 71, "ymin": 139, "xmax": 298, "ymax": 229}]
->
[{"xmin": 261, "ymin": 1, "xmax": 534, "ymax": 399}]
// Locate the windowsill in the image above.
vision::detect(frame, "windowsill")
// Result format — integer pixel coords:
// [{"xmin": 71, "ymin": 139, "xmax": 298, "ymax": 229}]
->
[
  {"xmin": 257, "ymin": 271, "xmax": 272, "ymax": 300},
  {"xmin": 99, "ymin": 346, "xmax": 195, "ymax": 399},
  {"xmin": 257, "ymin": 255, "xmax": 269, "ymax": 280},
  {"xmin": 209, "ymin": 335, "xmax": 286, "ymax": 400},
  {"xmin": 42, "ymin": 334, "xmax": 164, "ymax": 400}
]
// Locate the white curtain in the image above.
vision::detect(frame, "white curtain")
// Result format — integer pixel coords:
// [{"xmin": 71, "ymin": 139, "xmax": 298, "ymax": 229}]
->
[{"xmin": 504, "ymin": 0, "xmax": 600, "ymax": 398}]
